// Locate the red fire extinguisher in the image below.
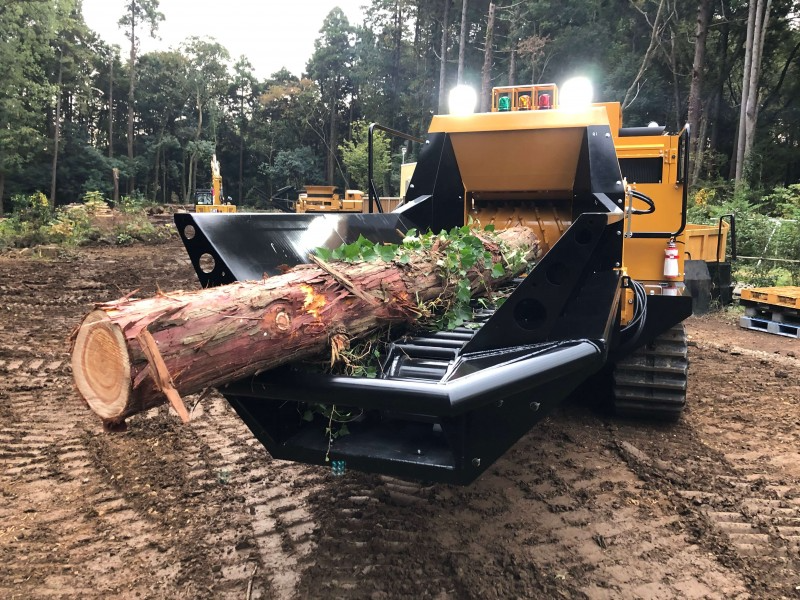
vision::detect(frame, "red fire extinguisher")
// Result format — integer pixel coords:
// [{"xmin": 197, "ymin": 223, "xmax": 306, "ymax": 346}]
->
[{"xmin": 664, "ymin": 239, "xmax": 679, "ymax": 279}]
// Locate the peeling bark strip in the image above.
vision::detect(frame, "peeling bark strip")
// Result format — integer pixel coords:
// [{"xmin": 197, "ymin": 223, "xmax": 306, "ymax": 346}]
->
[{"xmin": 71, "ymin": 227, "xmax": 539, "ymax": 426}]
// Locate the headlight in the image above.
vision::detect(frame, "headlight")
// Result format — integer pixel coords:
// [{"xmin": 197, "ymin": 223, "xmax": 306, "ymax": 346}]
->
[
  {"xmin": 448, "ymin": 85, "xmax": 477, "ymax": 116},
  {"xmin": 560, "ymin": 77, "xmax": 593, "ymax": 108}
]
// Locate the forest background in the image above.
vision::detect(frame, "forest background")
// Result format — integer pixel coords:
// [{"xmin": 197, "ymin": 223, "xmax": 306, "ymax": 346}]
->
[{"xmin": 1, "ymin": 0, "xmax": 799, "ymax": 281}]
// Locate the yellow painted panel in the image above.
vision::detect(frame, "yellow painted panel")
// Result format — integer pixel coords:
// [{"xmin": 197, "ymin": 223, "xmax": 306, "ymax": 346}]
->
[
  {"xmin": 448, "ymin": 128, "xmax": 585, "ymax": 192},
  {"xmin": 684, "ymin": 222, "xmax": 728, "ymax": 261},
  {"xmin": 196, "ymin": 205, "xmax": 236, "ymax": 213},
  {"xmin": 622, "ymin": 236, "xmax": 685, "ymax": 282}
]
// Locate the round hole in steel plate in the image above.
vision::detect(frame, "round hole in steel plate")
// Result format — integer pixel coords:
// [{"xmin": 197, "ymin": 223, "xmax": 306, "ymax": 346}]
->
[{"xmin": 199, "ymin": 253, "xmax": 215, "ymax": 273}]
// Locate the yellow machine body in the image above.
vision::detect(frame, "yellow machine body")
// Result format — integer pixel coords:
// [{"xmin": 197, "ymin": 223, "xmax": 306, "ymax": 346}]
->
[{"xmin": 427, "ymin": 84, "xmax": 690, "ymax": 325}]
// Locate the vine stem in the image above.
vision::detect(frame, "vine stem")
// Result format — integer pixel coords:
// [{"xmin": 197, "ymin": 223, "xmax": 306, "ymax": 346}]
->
[{"xmin": 325, "ymin": 404, "xmax": 336, "ymax": 462}]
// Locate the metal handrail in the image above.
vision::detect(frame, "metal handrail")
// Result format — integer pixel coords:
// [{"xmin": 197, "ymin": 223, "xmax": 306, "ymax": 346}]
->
[
  {"xmin": 716, "ymin": 214, "xmax": 737, "ymax": 263},
  {"xmin": 368, "ymin": 123, "xmax": 425, "ymax": 213},
  {"xmin": 628, "ymin": 123, "xmax": 690, "ymax": 239}
]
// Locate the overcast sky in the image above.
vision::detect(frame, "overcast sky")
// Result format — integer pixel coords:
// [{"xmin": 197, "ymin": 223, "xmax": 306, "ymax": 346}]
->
[{"xmin": 81, "ymin": 0, "xmax": 367, "ymax": 80}]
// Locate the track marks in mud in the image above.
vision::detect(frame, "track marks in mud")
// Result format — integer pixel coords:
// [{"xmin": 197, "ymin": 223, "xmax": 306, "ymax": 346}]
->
[
  {"xmin": 687, "ymin": 344, "xmax": 800, "ymax": 596},
  {"xmin": 296, "ymin": 474, "xmax": 465, "ymax": 600},
  {"xmin": 189, "ymin": 395, "xmax": 321, "ymax": 600},
  {"xmin": 434, "ymin": 414, "xmax": 746, "ymax": 600},
  {"xmin": 0, "ymin": 382, "xmax": 175, "ymax": 597}
]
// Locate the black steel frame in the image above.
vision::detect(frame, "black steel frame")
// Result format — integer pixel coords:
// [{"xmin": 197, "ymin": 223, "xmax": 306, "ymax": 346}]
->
[{"xmin": 175, "ymin": 123, "xmax": 692, "ymax": 484}]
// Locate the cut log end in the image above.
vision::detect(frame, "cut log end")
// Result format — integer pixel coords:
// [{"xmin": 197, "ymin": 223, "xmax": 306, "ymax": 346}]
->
[{"xmin": 71, "ymin": 310, "xmax": 131, "ymax": 421}]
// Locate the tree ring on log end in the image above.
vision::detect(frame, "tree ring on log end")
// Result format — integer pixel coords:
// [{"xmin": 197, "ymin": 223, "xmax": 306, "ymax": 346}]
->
[{"xmin": 71, "ymin": 311, "xmax": 131, "ymax": 420}]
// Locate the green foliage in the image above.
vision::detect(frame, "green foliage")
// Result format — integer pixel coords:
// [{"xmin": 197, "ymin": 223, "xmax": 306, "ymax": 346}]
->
[
  {"xmin": 4, "ymin": 0, "xmax": 800, "ymax": 219},
  {"xmin": 260, "ymin": 147, "xmax": 322, "ymax": 190},
  {"xmin": 0, "ymin": 0, "xmax": 57, "ymax": 213},
  {"xmin": 12, "ymin": 192, "xmax": 52, "ymax": 227},
  {"xmin": 314, "ymin": 223, "xmax": 531, "ymax": 330},
  {"xmin": 117, "ymin": 192, "xmax": 153, "ymax": 213},
  {"xmin": 339, "ymin": 120, "xmax": 390, "ymax": 192},
  {"xmin": 0, "ymin": 190, "xmax": 169, "ymax": 250},
  {"xmin": 301, "ymin": 403, "xmax": 359, "ymax": 461}
]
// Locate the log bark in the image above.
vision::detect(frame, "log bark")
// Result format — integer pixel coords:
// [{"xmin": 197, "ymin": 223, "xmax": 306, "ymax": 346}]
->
[{"xmin": 72, "ymin": 227, "xmax": 539, "ymax": 426}]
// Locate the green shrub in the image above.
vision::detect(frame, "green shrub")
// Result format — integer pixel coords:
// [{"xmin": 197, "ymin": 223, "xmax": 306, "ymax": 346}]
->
[
  {"xmin": 11, "ymin": 192, "xmax": 52, "ymax": 228},
  {"xmin": 117, "ymin": 191, "xmax": 154, "ymax": 214}
]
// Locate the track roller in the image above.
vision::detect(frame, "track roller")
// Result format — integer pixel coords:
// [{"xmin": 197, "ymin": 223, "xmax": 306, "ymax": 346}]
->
[{"xmin": 612, "ymin": 323, "xmax": 688, "ymax": 420}]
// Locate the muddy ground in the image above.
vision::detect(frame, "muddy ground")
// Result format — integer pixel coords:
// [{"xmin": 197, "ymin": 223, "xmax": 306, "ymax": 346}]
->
[{"xmin": 1, "ymin": 234, "xmax": 798, "ymax": 599}]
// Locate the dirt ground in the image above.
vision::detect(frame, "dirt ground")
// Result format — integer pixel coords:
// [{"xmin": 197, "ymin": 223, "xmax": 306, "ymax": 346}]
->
[{"xmin": 1, "ymin": 234, "xmax": 799, "ymax": 600}]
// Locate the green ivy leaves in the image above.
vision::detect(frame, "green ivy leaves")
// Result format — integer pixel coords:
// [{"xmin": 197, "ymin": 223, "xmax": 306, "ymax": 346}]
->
[{"xmin": 313, "ymin": 224, "xmax": 527, "ymax": 330}]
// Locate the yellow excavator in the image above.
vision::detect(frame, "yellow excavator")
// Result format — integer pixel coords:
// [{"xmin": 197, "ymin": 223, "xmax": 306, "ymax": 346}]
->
[{"xmin": 195, "ymin": 155, "xmax": 236, "ymax": 213}]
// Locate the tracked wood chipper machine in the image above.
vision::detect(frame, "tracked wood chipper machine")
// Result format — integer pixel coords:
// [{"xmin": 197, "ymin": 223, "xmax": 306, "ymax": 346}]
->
[{"xmin": 175, "ymin": 82, "xmax": 693, "ymax": 484}]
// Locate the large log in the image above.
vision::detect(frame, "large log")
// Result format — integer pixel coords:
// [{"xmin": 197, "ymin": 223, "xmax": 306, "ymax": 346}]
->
[{"xmin": 71, "ymin": 227, "xmax": 540, "ymax": 426}]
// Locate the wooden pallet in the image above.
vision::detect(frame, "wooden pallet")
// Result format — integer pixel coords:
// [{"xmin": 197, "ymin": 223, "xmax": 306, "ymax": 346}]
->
[{"xmin": 740, "ymin": 286, "xmax": 800, "ymax": 311}]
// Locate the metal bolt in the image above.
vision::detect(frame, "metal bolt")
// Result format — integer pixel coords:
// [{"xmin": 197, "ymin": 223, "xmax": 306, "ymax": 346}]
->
[
  {"xmin": 416, "ymin": 449, "xmax": 422, "ymax": 455},
  {"xmin": 497, "ymin": 399, "xmax": 504, "ymax": 408},
  {"xmin": 472, "ymin": 458, "xmax": 481, "ymax": 467},
  {"xmin": 617, "ymin": 199, "xmax": 622, "ymax": 204},
  {"xmin": 628, "ymin": 298, "xmax": 634, "ymax": 304},
  {"xmin": 530, "ymin": 402, "xmax": 541, "ymax": 412},
  {"xmin": 616, "ymin": 230, "xmax": 621, "ymax": 236},
  {"xmin": 616, "ymin": 180, "xmax": 622, "ymax": 186},
  {"xmin": 605, "ymin": 132, "xmax": 611, "ymax": 138},
  {"xmin": 615, "ymin": 262, "xmax": 620, "ymax": 267}
]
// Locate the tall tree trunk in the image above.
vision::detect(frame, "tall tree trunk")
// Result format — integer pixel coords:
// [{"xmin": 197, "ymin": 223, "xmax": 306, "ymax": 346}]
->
[
  {"xmin": 508, "ymin": 48, "xmax": 516, "ymax": 86},
  {"xmin": 50, "ymin": 50, "xmax": 63, "ymax": 211},
  {"xmin": 127, "ymin": 11, "xmax": 136, "ymax": 195},
  {"xmin": 457, "ymin": 0, "xmax": 468, "ymax": 84},
  {"xmin": 391, "ymin": 0, "xmax": 402, "ymax": 129},
  {"xmin": 327, "ymin": 92, "xmax": 337, "ymax": 185},
  {"xmin": 742, "ymin": 0, "xmax": 771, "ymax": 178},
  {"xmin": 687, "ymin": 0, "xmax": 713, "ymax": 173},
  {"xmin": 152, "ymin": 128, "xmax": 163, "ymax": 202},
  {"xmin": 181, "ymin": 153, "xmax": 188, "ymax": 204},
  {"xmin": 163, "ymin": 151, "xmax": 168, "ymax": 203},
  {"xmin": 0, "ymin": 172, "xmax": 5, "ymax": 216},
  {"xmin": 239, "ymin": 93, "xmax": 245, "ymax": 204},
  {"xmin": 238, "ymin": 133, "xmax": 244, "ymax": 204},
  {"xmin": 734, "ymin": 0, "xmax": 758, "ymax": 182},
  {"xmin": 108, "ymin": 55, "xmax": 114, "ymax": 159},
  {"xmin": 692, "ymin": 106, "xmax": 710, "ymax": 183},
  {"xmin": 479, "ymin": 2, "xmax": 496, "ymax": 112},
  {"xmin": 709, "ymin": 10, "xmax": 730, "ymax": 166},
  {"xmin": 187, "ymin": 91, "xmax": 203, "ymax": 203},
  {"xmin": 438, "ymin": 0, "xmax": 450, "ymax": 112}
]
